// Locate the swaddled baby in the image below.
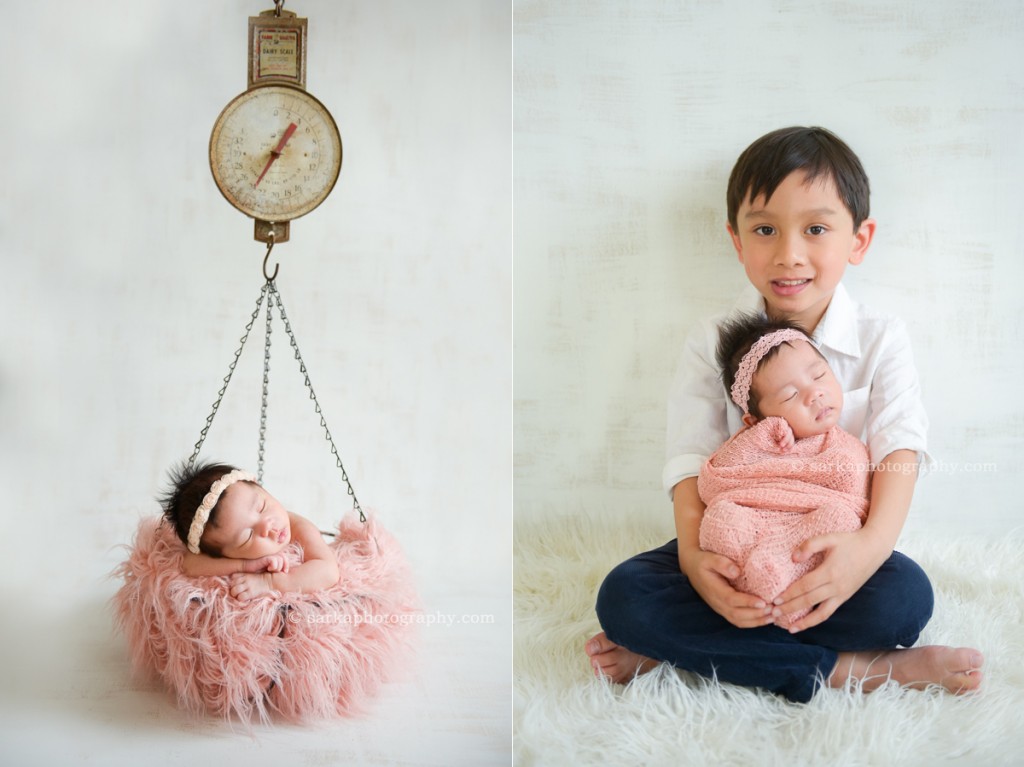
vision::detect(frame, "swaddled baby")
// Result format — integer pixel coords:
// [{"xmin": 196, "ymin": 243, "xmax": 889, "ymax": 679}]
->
[{"xmin": 698, "ymin": 315, "xmax": 871, "ymax": 628}]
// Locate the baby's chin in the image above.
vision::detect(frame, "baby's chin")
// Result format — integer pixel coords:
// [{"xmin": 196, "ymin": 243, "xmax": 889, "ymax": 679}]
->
[
  {"xmin": 792, "ymin": 418, "xmax": 836, "ymax": 440},
  {"xmin": 792, "ymin": 426, "xmax": 831, "ymax": 439},
  {"xmin": 759, "ymin": 412, "xmax": 835, "ymax": 441}
]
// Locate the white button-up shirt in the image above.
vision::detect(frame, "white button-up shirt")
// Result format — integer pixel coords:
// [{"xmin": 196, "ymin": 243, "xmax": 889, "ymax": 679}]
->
[{"xmin": 662, "ymin": 282, "xmax": 932, "ymax": 497}]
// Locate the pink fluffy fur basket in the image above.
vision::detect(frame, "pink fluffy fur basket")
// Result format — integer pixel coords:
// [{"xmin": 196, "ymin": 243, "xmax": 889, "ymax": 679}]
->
[{"xmin": 113, "ymin": 514, "xmax": 418, "ymax": 724}]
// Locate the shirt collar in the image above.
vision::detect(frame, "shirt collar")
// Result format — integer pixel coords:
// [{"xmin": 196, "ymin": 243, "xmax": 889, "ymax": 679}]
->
[
  {"xmin": 731, "ymin": 282, "xmax": 862, "ymax": 359},
  {"xmin": 814, "ymin": 283, "xmax": 861, "ymax": 359}
]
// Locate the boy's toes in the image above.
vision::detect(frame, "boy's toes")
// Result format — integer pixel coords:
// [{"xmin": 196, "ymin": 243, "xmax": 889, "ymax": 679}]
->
[
  {"xmin": 585, "ymin": 631, "xmax": 616, "ymax": 658},
  {"xmin": 584, "ymin": 633, "xmax": 659, "ymax": 684}
]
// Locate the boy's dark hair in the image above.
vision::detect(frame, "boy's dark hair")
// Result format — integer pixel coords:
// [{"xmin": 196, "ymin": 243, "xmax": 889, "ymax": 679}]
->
[
  {"xmin": 716, "ymin": 313, "xmax": 818, "ymax": 418},
  {"xmin": 158, "ymin": 459, "xmax": 242, "ymax": 557},
  {"xmin": 726, "ymin": 126, "xmax": 870, "ymax": 231}
]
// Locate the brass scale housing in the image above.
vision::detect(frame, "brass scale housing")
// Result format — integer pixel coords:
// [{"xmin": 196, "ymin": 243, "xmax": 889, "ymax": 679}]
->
[{"xmin": 208, "ymin": 4, "xmax": 342, "ymax": 250}]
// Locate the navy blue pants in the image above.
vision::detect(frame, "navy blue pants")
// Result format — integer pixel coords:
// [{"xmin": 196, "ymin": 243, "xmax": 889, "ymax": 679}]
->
[{"xmin": 595, "ymin": 539, "xmax": 934, "ymax": 702}]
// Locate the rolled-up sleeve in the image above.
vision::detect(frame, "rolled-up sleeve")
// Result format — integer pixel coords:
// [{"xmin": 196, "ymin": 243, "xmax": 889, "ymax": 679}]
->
[{"xmin": 865, "ymin": 318, "xmax": 934, "ymax": 470}]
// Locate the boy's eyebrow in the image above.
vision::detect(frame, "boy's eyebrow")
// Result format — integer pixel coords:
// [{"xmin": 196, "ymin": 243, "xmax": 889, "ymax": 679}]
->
[{"xmin": 744, "ymin": 206, "xmax": 840, "ymax": 219}]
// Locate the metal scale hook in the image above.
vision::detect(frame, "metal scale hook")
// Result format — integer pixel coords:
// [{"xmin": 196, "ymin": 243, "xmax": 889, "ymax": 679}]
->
[{"xmin": 263, "ymin": 230, "xmax": 279, "ymax": 281}]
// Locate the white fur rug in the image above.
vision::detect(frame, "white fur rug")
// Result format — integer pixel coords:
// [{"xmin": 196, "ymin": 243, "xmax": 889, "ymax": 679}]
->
[{"xmin": 514, "ymin": 514, "xmax": 1024, "ymax": 766}]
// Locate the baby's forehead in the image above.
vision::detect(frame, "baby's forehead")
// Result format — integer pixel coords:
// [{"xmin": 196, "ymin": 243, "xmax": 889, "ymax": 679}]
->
[
  {"xmin": 212, "ymin": 482, "xmax": 260, "ymax": 523},
  {"xmin": 222, "ymin": 480, "xmax": 260, "ymax": 503},
  {"xmin": 760, "ymin": 339, "xmax": 828, "ymax": 373}
]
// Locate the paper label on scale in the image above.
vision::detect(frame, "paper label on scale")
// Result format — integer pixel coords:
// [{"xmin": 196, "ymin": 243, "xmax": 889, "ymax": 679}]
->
[{"xmin": 258, "ymin": 30, "xmax": 299, "ymax": 80}]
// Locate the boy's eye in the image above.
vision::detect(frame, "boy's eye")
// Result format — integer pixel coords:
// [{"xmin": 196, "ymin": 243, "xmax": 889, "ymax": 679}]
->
[
  {"xmin": 754, "ymin": 225, "xmax": 775, "ymax": 236},
  {"xmin": 807, "ymin": 225, "xmax": 827, "ymax": 235}
]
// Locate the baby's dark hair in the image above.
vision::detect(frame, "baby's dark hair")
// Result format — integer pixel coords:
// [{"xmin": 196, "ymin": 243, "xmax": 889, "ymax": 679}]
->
[
  {"xmin": 716, "ymin": 313, "xmax": 819, "ymax": 419},
  {"xmin": 158, "ymin": 459, "xmax": 243, "ymax": 557},
  {"xmin": 726, "ymin": 126, "xmax": 870, "ymax": 231}
]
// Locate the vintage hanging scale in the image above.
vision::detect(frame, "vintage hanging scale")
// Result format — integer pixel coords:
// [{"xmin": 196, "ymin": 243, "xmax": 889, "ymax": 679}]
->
[
  {"xmin": 189, "ymin": 1, "xmax": 363, "ymax": 523},
  {"xmin": 209, "ymin": 0, "xmax": 341, "ymax": 259}
]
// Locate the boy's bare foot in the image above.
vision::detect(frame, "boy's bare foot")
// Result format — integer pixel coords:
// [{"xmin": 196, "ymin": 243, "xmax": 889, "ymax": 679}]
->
[
  {"xmin": 585, "ymin": 631, "xmax": 659, "ymax": 683},
  {"xmin": 829, "ymin": 645, "xmax": 984, "ymax": 694}
]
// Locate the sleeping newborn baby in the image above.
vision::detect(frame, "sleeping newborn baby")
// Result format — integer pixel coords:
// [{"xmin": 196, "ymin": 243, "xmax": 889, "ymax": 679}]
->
[{"xmin": 160, "ymin": 461, "xmax": 340, "ymax": 601}]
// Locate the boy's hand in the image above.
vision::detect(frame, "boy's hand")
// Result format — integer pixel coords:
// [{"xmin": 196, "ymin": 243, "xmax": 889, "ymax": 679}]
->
[
  {"xmin": 243, "ymin": 554, "xmax": 290, "ymax": 574},
  {"xmin": 679, "ymin": 548, "xmax": 774, "ymax": 629},
  {"xmin": 771, "ymin": 529, "xmax": 889, "ymax": 632},
  {"xmin": 229, "ymin": 572, "xmax": 275, "ymax": 602}
]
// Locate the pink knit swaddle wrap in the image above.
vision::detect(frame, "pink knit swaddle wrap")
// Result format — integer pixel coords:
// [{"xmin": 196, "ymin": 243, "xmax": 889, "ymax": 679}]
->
[{"xmin": 698, "ymin": 417, "xmax": 871, "ymax": 627}]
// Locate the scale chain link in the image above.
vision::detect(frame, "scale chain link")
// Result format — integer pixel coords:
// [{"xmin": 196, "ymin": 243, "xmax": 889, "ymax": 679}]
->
[{"xmin": 257, "ymin": 290, "xmax": 274, "ymax": 484}]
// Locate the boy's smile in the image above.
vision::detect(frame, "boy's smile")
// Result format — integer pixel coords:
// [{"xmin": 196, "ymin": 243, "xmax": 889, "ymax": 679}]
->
[
  {"xmin": 727, "ymin": 170, "xmax": 875, "ymax": 332},
  {"xmin": 771, "ymin": 277, "xmax": 812, "ymax": 297}
]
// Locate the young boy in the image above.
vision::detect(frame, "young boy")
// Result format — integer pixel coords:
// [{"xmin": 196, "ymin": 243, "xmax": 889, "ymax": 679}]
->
[{"xmin": 584, "ymin": 126, "xmax": 983, "ymax": 702}]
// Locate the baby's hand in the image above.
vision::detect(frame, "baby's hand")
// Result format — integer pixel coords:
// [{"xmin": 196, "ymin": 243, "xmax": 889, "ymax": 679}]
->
[
  {"xmin": 229, "ymin": 572, "xmax": 274, "ymax": 601},
  {"xmin": 775, "ymin": 429, "xmax": 795, "ymax": 452},
  {"xmin": 264, "ymin": 554, "xmax": 289, "ymax": 573},
  {"xmin": 244, "ymin": 554, "xmax": 290, "ymax": 574},
  {"xmin": 770, "ymin": 418, "xmax": 796, "ymax": 452}
]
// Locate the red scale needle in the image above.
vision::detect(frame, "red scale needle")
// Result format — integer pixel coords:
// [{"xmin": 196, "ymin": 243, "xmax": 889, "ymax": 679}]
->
[{"xmin": 254, "ymin": 122, "xmax": 298, "ymax": 188}]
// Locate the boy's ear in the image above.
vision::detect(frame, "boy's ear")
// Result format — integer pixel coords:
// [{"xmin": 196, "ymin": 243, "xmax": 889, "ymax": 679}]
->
[
  {"xmin": 742, "ymin": 413, "xmax": 759, "ymax": 428},
  {"xmin": 726, "ymin": 223, "xmax": 744, "ymax": 263},
  {"xmin": 849, "ymin": 217, "xmax": 876, "ymax": 266}
]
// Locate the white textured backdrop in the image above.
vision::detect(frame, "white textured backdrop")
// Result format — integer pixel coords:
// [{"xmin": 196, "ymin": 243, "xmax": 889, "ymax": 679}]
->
[
  {"xmin": 1, "ymin": 1, "xmax": 510, "ymax": 764},
  {"xmin": 514, "ymin": 0, "xmax": 1024, "ymax": 536}
]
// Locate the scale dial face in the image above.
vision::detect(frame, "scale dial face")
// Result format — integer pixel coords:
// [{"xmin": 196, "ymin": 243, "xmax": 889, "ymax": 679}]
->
[{"xmin": 209, "ymin": 84, "xmax": 342, "ymax": 222}]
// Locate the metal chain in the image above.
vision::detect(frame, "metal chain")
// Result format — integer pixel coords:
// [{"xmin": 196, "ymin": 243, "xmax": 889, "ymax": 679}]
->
[
  {"xmin": 257, "ymin": 287, "xmax": 274, "ymax": 484},
  {"xmin": 187, "ymin": 283, "xmax": 270, "ymax": 473},
  {"xmin": 269, "ymin": 281, "xmax": 366, "ymax": 523},
  {"xmin": 186, "ymin": 275, "xmax": 365, "ymax": 524}
]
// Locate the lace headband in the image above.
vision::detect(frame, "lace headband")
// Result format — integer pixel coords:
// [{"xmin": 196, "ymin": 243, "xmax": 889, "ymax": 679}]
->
[
  {"xmin": 186, "ymin": 469, "xmax": 257, "ymax": 554},
  {"xmin": 729, "ymin": 328, "xmax": 810, "ymax": 415}
]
